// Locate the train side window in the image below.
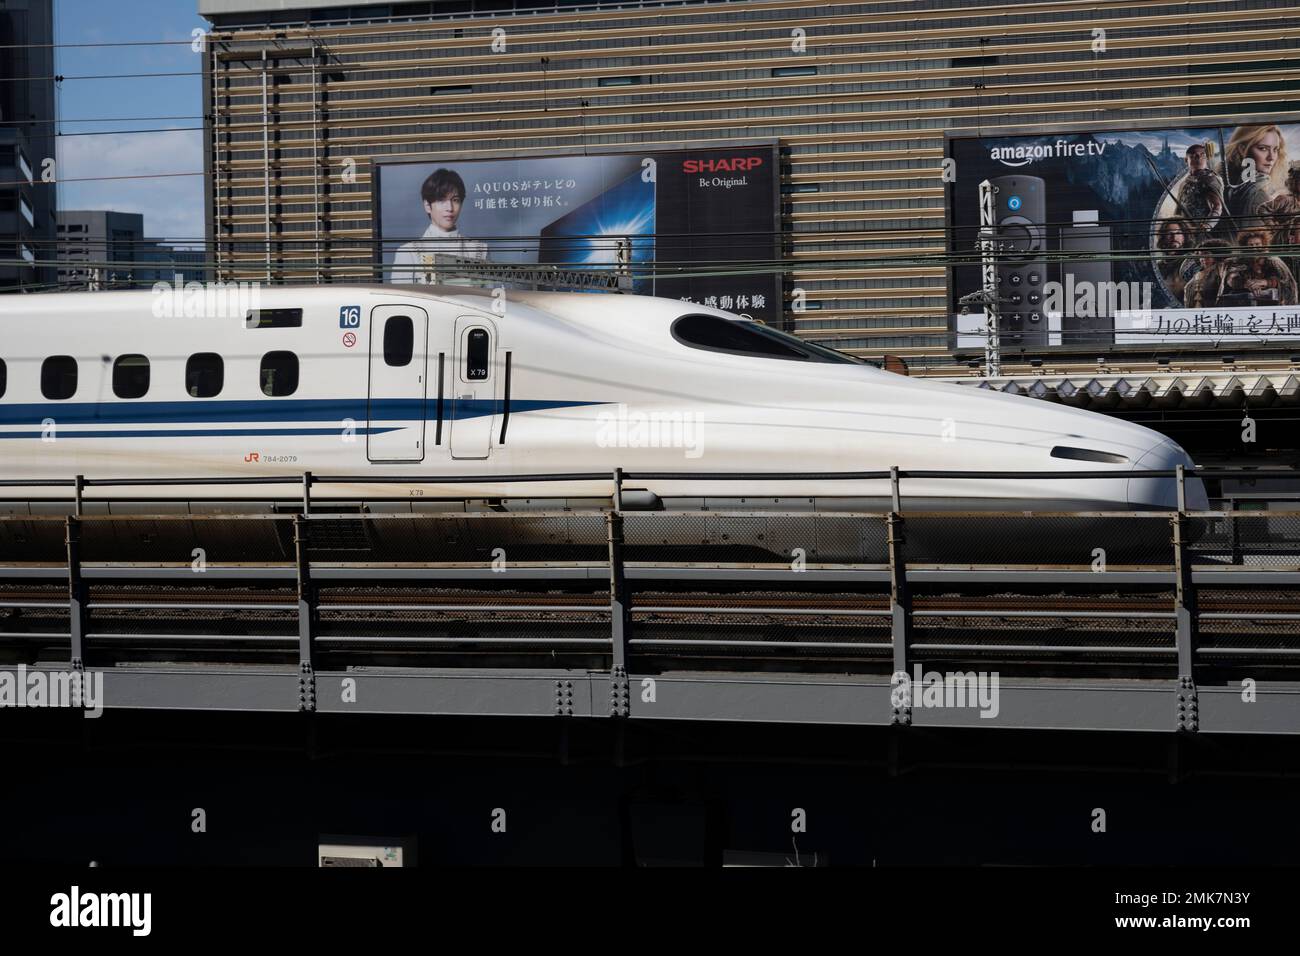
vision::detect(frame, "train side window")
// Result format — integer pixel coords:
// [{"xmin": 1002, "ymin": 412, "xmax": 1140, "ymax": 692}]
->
[
  {"xmin": 41, "ymin": 356, "xmax": 78, "ymax": 400},
  {"xmin": 261, "ymin": 351, "xmax": 299, "ymax": 397},
  {"xmin": 245, "ymin": 308, "xmax": 303, "ymax": 329},
  {"xmin": 0, "ymin": 358, "xmax": 6, "ymax": 398},
  {"xmin": 671, "ymin": 314, "xmax": 861, "ymax": 364},
  {"xmin": 384, "ymin": 315, "xmax": 414, "ymax": 367},
  {"xmin": 464, "ymin": 327, "xmax": 489, "ymax": 381},
  {"xmin": 112, "ymin": 354, "xmax": 150, "ymax": 399},
  {"xmin": 186, "ymin": 353, "xmax": 224, "ymax": 398}
]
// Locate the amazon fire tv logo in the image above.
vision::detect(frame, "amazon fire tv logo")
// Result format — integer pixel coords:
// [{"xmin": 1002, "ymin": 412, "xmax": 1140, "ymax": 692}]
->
[{"xmin": 682, "ymin": 156, "xmax": 763, "ymax": 173}]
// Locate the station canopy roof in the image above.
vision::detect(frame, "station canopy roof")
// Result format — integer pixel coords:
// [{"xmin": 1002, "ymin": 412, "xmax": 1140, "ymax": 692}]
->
[{"xmin": 935, "ymin": 370, "xmax": 1300, "ymax": 411}]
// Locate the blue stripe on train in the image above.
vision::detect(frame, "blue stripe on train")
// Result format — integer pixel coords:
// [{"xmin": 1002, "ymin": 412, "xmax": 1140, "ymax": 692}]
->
[{"xmin": 0, "ymin": 398, "xmax": 603, "ymax": 427}]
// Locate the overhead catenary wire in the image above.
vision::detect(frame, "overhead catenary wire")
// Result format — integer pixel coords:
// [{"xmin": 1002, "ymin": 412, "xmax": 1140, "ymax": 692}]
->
[
  {"xmin": 21, "ymin": 240, "xmax": 1300, "ymax": 270},
  {"xmin": 0, "ymin": 38, "xmax": 198, "ymax": 49},
  {"xmin": 0, "ymin": 170, "xmax": 1279, "ymax": 241},
  {"xmin": 0, "ymin": 172, "xmax": 203, "ymax": 187},
  {"xmin": 0, "ymin": 115, "xmax": 206, "ymax": 125},
  {"xmin": 12, "ymin": 239, "xmax": 1300, "ymax": 276},
  {"xmin": 17, "ymin": 241, "xmax": 1300, "ymax": 273},
  {"xmin": 18, "ymin": 216, "xmax": 1293, "ymax": 241},
  {"xmin": 0, "ymin": 71, "xmax": 203, "ymax": 82}
]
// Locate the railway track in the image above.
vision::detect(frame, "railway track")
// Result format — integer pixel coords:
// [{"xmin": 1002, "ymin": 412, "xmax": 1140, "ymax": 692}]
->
[{"xmin": 2, "ymin": 580, "xmax": 1294, "ymax": 677}]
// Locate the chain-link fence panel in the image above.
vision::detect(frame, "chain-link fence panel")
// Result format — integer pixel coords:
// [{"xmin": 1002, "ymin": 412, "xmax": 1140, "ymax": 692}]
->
[
  {"xmin": 313, "ymin": 512, "xmax": 610, "ymax": 564},
  {"xmin": 85, "ymin": 603, "xmax": 299, "ymax": 640},
  {"xmin": 627, "ymin": 585, "xmax": 892, "ymax": 673},
  {"xmin": 902, "ymin": 513, "xmax": 1175, "ymax": 567},
  {"xmin": 1196, "ymin": 585, "xmax": 1300, "ymax": 662},
  {"xmin": 622, "ymin": 512, "xmax": 890, "ymax": 565},
  {"xmin": 315, "ymin": 609, "xmax": 612, "ymax": 642},
  {"xmin": 84, "ymin": 583, "xmax": 297, "ymax": 607},
  {"xmin": 1188, "ymin": 512, "xmax": 1300, "ymax": 569},
  {"xmin": 0, "ymin": 517, "xmax": 69, "ymax": 564},
  {"xmin": 630, "ymin": 588, "xmax": 891, "ymax": 612},
  {"xmin": 910, "ymin": 614, "xmax": 1175, "ymax": 651},
  {"xmin": 1197, "ymin": 618, "xmax": 1300, "ymax": 647},
  {"xmin": 1196, "ymin": 586, "xmax": 1300, "ymax": 614},
  {"xmin": 0, "ymin": 581, "xmax": 70, "ymax": 641},
  {"xmin": 315, "ymin": 584, "xmax": 609, "ymax": 640},
  {"xmin": 76, "ymin": 582, "xmax": 297, "ymax": 666},
  {"xmin": 77, "ymin": 515, "xmax": 296, "ymax": 564},
  {"xmin": 314, "ymin": 582, "xmax": 612, "ymax": 669},
  {"xmin": 629, "ymin": 614, "xmax": 893, "ymax": 667},
  {"xmin": 907, "ymin": 583, "xmax": 1177, "ymax": 667}
]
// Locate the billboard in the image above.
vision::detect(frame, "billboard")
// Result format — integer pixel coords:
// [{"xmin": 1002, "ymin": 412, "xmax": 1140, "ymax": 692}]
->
[
  {"xmin": 946, "ymin": 119, "xmax": 1300, "ymax": 349},
  {"xmin": 374, "ymin": 143, "xmax": 782, "ymax": 325}
]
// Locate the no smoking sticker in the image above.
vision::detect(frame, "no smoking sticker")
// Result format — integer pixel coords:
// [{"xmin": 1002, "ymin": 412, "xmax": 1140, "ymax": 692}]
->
[{"xmin": 342, "ymin": 332, "xmax": 357, "ymax": 348}]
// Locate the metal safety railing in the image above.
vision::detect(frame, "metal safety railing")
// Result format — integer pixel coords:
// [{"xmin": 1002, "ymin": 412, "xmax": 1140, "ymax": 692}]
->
[
  {"xmin": 0, "ymin": 463, "xmax": 1264, "ymax": 514},
  {"xmin": 2, "ymin": 465, "xmax": 1299, "ymax": 726}
]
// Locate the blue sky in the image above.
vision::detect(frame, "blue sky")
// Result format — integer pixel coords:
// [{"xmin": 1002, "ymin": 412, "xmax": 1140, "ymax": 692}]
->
[{"xmin": 54, "ymin": 0, "xmax": 208, "ymax": 245}]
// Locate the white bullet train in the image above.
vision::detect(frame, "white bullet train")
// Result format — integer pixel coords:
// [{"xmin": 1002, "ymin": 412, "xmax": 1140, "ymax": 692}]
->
[{"xmin": 0, "ymin": 284, "xmax": 1207, "ymax": 513}]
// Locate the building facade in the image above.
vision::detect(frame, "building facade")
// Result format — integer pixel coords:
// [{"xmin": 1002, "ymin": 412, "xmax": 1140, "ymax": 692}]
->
[
  {"xmin": 0, "ymin": 0, "xmax": 55, "ymax": 292},
  {"xmin": 57, "ymin": 210, "xmax": 209, "ymax": 288},
  {"xmin": 199, "ymin": 0, "xmax": 1300, "ymax": 372}
]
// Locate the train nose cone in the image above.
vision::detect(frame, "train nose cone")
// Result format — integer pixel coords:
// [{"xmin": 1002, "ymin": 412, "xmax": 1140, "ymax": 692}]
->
[{"xmin": 1127, "ymin": 441, "xmax": 1209, "ymax": 510}]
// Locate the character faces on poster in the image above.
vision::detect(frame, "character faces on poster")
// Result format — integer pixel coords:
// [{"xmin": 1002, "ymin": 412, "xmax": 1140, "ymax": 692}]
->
[
  {"xmin": 425, "ymin": 193, "xmax": 463, "ymax": 231},
  {"xmin": 1223, "ymin": 124, "xmax": 1288, "ymax": 186},
  {"xmin": 1156, "ymin": 219, "xmax": 1186, "ymax": 252},
  {"xmin": 422, "ymin": 168, "xmax": 468, "ymax": 231},
  {"xmin": 1245, "ymin": 127, "xmax": 1283, "ymax": 182},
  {"xmin": 1174, "ymin": 165, "xmax": 1223, "ymax": 239},
  {"xmin": 1156, "ymin": 125, "xmax": 1300, "ymax": 307}
]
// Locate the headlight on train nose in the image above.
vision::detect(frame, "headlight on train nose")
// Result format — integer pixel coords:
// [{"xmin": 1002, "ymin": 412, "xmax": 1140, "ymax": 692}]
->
[{"xmin": 1127, "ymin": 442, "xmax": 1208, "ymax": 510}]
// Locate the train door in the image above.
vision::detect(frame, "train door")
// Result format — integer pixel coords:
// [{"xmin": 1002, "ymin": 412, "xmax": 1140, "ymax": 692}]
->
[
  {"xmin": 366, "ymin": 305, "xmax": 428, "ymax": 462},
  {"xmin": 450, "ymin": 316, "xmax": 497, "ymax": 460}
]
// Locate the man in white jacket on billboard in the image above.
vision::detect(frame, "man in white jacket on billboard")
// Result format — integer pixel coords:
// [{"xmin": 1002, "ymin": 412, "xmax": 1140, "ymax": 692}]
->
[{"xmin": 389, "ymin": 168, "xmax": 489, "ymax": 285}]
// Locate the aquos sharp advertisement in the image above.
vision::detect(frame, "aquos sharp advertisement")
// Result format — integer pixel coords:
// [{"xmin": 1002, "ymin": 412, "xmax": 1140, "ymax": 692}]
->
[
  {"xmin": 374, "ymin": 144, "xmax": 783, "ymax": 326},
  {"xmin": 946, "ymin": 120, "xmax": 1300, "ymax": 349}
]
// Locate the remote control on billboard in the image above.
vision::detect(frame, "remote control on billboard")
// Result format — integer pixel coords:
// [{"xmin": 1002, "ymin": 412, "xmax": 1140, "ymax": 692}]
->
[{"xmin": 989, "ymin": 175, "xmax": 1048, "ymax": 349}]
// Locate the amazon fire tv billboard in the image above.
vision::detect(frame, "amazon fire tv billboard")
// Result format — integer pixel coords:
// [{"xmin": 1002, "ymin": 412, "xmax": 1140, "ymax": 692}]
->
[
  {"xmin": 945, "ymin": 119, "xmax": 1300, "ymax": 350},
  {"xmin": 374, "ymin": 143, "xmax": 783, "ymax": 326}
]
